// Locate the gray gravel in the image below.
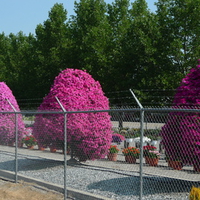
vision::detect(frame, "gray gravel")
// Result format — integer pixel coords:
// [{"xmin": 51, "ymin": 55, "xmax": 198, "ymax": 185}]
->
[{"xmin": 0, "ymin": 152, "xmax": 193, "ymax": 200}]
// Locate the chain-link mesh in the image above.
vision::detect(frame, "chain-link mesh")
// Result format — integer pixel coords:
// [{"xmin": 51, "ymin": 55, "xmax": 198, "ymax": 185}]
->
[{"xmin": 0, "ymin": 107, "xmax": 199, "ymax": 200}]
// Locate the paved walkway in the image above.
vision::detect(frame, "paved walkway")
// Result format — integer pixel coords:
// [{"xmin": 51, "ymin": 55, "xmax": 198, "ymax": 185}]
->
[
  {"xmin": 0, "ymin": 145, "xmax": 114, "ymax": 200},
  {"xmin": 0, "ymin": 145, "xmax": 199, "ymax": 182}
]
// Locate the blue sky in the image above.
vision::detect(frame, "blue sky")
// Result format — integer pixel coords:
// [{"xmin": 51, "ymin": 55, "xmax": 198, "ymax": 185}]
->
[{"xmin": 0, "ymin": 0, "xmax": 157, "ymax": 35}]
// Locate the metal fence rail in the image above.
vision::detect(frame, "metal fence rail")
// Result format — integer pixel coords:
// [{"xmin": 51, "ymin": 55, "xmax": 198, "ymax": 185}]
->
[{"xmin": 0, "ymin": 107, "xmax": 200, "ymax": 200}]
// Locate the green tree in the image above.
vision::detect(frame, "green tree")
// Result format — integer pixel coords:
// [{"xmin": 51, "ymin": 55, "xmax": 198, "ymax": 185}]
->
[
  {"xmin": 1, "ymin": 32, "xmax": 38, "ymax": 104},
  {"xmin": 35, "ymin": 3, "xmax": 71, "ymax": 97},
  {"xmin": 0, "ymin": 33, "xmax": 9, "ymax": 81},
  {"xmin": 156, "ymin": 0, "xmax": 200, "ymax": 79},
  {"xmin": 2, "ymin": 0, "xmax": 200, "ymax": 108},
  {"xmin": 15, "ymin": 33, "xmax": 39, "ymax": 102},
  {"xmin": 117, "ymin": 0, "xmax": 200, "ymax": 106},
  {"xmin": 116, "ymin": 0, "xmax": 165, "ymax": 105},
  {"xmin": 70, "ymin": 0, "xmax": 111, "ymax": 88},
  {"xmin": 106, "ymin": 0, "xmax": 131, "ymax": 92}
]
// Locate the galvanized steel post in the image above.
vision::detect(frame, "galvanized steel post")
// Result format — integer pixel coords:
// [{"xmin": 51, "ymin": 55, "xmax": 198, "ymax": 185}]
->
[
  {"xmin": 55, "ymin": 97, "xmax": 67, "ymax": 200},
  {"xmin": 6, "ymin": 99, "xmax": 18, "ymax": 183},
  {"xmin": 129, "ymin": 89, "xmax": 144, "ymax": 200}
]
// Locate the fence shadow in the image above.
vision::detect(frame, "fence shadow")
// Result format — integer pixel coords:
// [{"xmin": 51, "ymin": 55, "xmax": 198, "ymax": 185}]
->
[
  {"xmin": 87, "ymin": 176, "xmax": 195, "ymax": 196},
  {"xmin": 0, "ymin": 158, "xmax": 63, "ymax": 171}
]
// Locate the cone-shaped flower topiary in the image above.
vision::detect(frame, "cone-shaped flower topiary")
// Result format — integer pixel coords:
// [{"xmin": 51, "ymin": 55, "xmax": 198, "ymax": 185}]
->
[
  {"xmin": 160, "ymin": 60, "xmax": 200, "ymax": 166},
  {"xmin": 0, "ymin": 82, "xmax": 25, "ymax": 145},
  {"xmin": 33, "ymin": 69, "xmax": 112, "ymax": 160}
]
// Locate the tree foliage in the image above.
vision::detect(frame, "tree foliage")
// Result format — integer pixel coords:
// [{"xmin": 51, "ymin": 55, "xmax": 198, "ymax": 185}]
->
[
  {"xmin": 34, "ymin": 3, "xmax": 71, "ymax": 97},
  {"xmin": 0, "ymin": 1, "xmax": 200, "ymax": 107}
]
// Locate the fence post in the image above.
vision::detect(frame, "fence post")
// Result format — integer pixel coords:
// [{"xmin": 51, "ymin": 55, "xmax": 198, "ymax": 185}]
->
[
  {"xmin": 129, "ymin": 89, "xmax": 144, "ymax": 200},
  {"xmin": 6, "ymin": 99, "xmax": 18, "ymax": 183},
  {"xmin": 55, "ymin": 97, "xmax": 67, "ymax": 200}
]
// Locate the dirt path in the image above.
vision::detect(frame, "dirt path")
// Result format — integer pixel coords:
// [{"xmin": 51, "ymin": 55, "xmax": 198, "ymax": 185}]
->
[{"xmin": 0, "ymin": 179, "xmax": 65, "ymax": 200}]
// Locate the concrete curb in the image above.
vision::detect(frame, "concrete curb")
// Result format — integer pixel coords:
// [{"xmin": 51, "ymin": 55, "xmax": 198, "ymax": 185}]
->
[{"xmin": 0, "ymin": 169, "xmax": 113, "ymax": 200}]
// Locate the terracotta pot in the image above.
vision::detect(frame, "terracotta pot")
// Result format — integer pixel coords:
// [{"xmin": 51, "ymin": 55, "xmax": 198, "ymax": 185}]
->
[
  {"xmin": 107, "ymin": 153, "xmax": 117, "ymax": 161},
  {"xmin": 18, "ymin": 143, "xmax": 23, "ymax": 148},
  {"xmin": 193, "ymin": 164, "xmax": 200, "ymax": 172},
  {"xmin": 62, "ymin": 148, "xmax": 71, "ymax": 155},
  {"xmin": 8, "ymin": 142, "xmax": 14, "ymax": 147},
  {"xmin": 148, "ymin": 157, "xmax": 159, "ymax": 166},
  {"xmin": 39, "ymin": 146, "xmax": 45, "ymax": 151},
  {"xmin": 168, "ymin": 160, "xmax": 183, "ymax": 170},
  {"xmin": 125, "ymin": 155, "xmax": 136, "ymax": 164},
  {"xmin": 145, "ymin": 157, "xmax": 151, "ymax": 164},
  {"xmin": 50, "ymin": 147, "xmax": 57, "ymax": 153},
  {"xmin": 27, "ymin": 145, "xmax": 34, "ymax": 149}
]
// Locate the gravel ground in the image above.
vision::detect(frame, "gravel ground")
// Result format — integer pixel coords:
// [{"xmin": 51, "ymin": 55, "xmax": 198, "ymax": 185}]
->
[{"xmin": 0, "ymin": 152, "xmax": 194, "ymax": 200}]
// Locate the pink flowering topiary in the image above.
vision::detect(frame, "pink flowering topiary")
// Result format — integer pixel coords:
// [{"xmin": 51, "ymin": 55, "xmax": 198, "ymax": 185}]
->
[
  {"xmin": 0, "ymin": 82, "xmax": 25, "ymax": 145},
  {"xmin": 33, "ymin": 69, "xmax": 112, "ymax": 160},
  {"xmin": 160, "ymin": 60, "xmax": 200, "ymax": 166}
]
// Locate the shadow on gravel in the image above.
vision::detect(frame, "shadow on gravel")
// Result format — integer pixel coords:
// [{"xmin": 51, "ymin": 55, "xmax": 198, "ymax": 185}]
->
[
  {"xmin": 0, "ymin": 159, "xmax": 63, "ymax": 171},
  {"xmin": 87, "ymin": 176, "xmax": 196, "ymax": 196}
]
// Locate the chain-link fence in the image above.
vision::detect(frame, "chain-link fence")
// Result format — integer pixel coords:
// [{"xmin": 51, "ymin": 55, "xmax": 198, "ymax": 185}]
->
[{"xmin": 0, "ymin": 107, "xmax": 199, "ymax": 200}]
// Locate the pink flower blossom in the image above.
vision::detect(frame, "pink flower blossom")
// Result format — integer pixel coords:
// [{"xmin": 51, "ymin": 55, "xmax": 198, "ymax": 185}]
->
[
  {"xmin": 160, "ymin": 61, "xmax": 200, "ymax": 165},
  {"xmin": 0, "ymin": 82, "xmax": 25, "ymax": 145},
  {"xmin": 33, "ymin": 69, "xmax": 112, "ymax": 160}
]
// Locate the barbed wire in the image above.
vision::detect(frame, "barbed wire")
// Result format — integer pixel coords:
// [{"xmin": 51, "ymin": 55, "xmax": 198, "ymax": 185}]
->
[{"xmin": 13, "ymin": 88, "xmax": 200, "ymax": 109}]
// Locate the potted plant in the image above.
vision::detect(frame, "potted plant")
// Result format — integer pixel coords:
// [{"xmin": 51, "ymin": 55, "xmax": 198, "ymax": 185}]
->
[
  {"xmin": 107, "ymin": 145, "xmax": 119, "ymax": 161},
  {"xmin": 143, "ymin": 145, "xmax": 157, "ymax": 157},
  {"xmin": 120, "ymin": 129, "xmax": 133, "ymax": 138},
  {"xmin": 134, "ymin": 136, "xmax": 151, "ymax": 148},
  {"xmin": 145, "ymin": 150, "xmax": 160, "ymax": 166},
  {"xmin": 120, "ymin": 129, "xmax": 134, "ymax": 148},
  {"xmin": 125, "ymin": 133, "xmax": 134, "ymax": 143},
  {"xmin": 166, "ymin": 155, "xmax": 183, "ymax": 170},
  {"xmin": 122, "ymin": 147, "xmax": 140, "ymax": 163},
  {"xmin": 146, "ymin": 128, "xmax": 161, "ymax": 146},
  {"xmin": 112, "ymin": 133, "xmax": 125, "ymax": 144},
  {"xmin": 22, "ymin": 135, "xmax": 37, "ymax": 149},
  {"xmin": 148, "ymin": 135, "xmax": 159, "ymax": 146},
  {"xmin": 143, "ymin": 145, "xmax": 158, "ymax": 164},
  {"xmin": 193, "ymin": 160, "xmax": 200, "ymax": 172}
]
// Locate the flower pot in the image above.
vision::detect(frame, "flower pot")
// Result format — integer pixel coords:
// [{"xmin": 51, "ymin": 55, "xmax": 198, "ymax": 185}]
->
[
  {"xmin": 193, "ymin": 164, "xmax": 200, "ymax": 172},
  {"xmin": 8, "ymin": 142, "xmax": 14, "ymax": 147},
  {"xmin": 27, "ymin": 145, "xmax": 34, "ymax": 149},
  {"xmin": 148, "ymin": 157, "xmax": 159, "ymax": 166},
  {"xmin": 168, "ymin": 160, "xmax": 183, "ymax": 170},
  {"xmin": 62, "ymin": 148, "xmax": 71, "ymax": 155},
  {"xmin": 18, "ymin": 143, "xmax": 23, "ymax": 148},
  {"xmin": 107, "ymin": 153, "xmax": 117, "ymax": 161},
  {"xmin": 50, "ymin": 147, "xmax": 57, "ymax": 153},
  {"xmin": 39, "ymin": 146, "xmax": 45, "ymax": 151},
  {"xmin": 125, "ymin": 155, "xmax": 136, "ymax": 164},
  {"xmin": 145, "ymin": 157, "xmax": 150, "ymax": 164}
]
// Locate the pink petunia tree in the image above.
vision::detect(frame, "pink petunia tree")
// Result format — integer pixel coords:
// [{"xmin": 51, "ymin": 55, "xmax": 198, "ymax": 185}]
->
[
  {"xmin": 0, "ymin": 82, "xmax": 25, "ymax": 145},
  {"xmin": 33, "ymin": 69, "xmax": 112, "ymax": 161},
  {"xmin": 160, "ymin": 60, "xmax": 200, "ymax": 166}
]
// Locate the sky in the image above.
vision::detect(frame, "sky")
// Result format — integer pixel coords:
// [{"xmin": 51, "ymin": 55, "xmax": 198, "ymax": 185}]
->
[{"xmin": 0, "ymin": 0, "xmax": 157, "ymax": 36}]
